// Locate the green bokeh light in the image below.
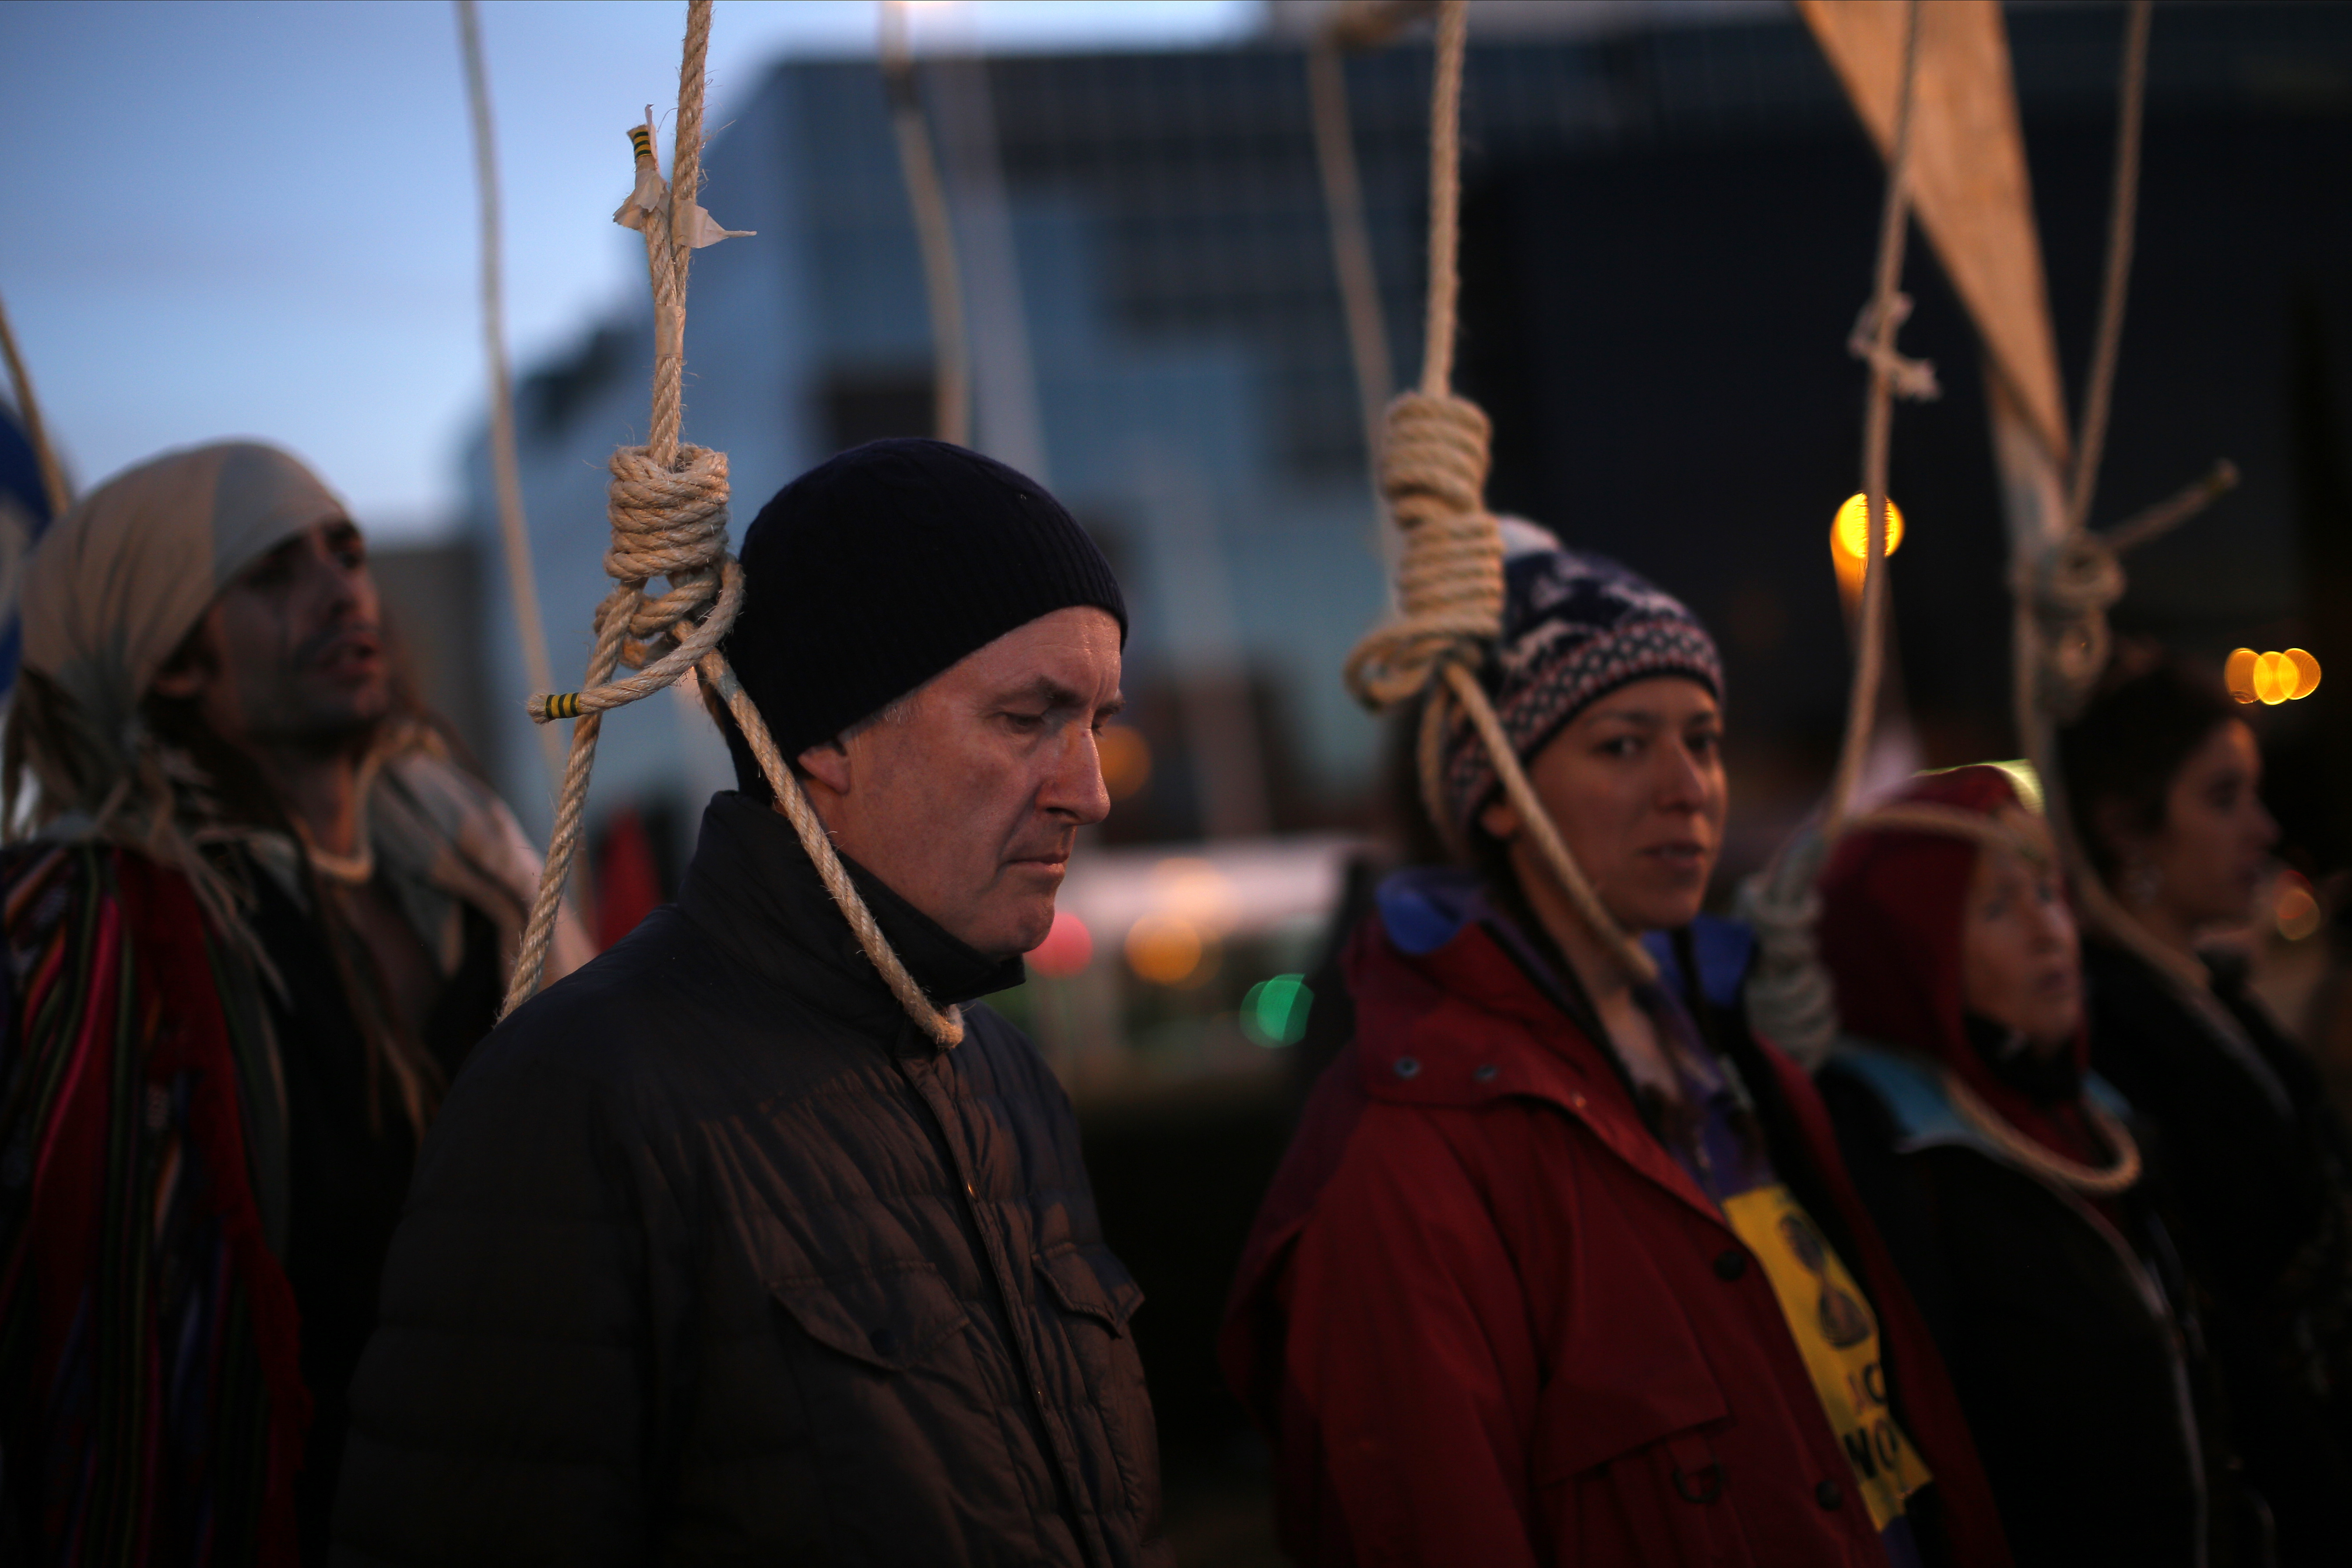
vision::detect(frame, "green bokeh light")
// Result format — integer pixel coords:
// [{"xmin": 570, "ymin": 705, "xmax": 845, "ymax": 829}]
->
[{"xmin": 1241, "ymin": 974, "xmax": 1312, "ymax": 1048}]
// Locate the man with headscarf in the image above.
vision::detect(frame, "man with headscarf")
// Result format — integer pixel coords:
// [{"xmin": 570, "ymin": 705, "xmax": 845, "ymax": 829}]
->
[
  {"xmin": 332, "ymin": 439, "xmax": 1167, "ymax": 1567},
  {"xmin": 0, "ymin": 442, "xmax": 588, "ymax": 1564}
]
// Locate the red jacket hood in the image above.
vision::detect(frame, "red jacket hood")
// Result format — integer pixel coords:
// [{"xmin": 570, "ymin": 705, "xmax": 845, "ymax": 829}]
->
[{"xmin": 1818, "ymin": 765, "xmax": 2104, "ymax": 1167}]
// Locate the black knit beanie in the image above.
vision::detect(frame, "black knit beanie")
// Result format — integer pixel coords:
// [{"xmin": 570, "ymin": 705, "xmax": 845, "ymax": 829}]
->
[{"xmin": 716, "ymin": 439, "xmax": 1126, "ymax": 794}]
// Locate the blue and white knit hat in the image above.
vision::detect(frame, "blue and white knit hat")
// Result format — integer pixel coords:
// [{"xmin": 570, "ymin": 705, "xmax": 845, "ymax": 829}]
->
[{"xmin": 1442, "ymin": 520, "xmax": 1723, "ymax": 832}]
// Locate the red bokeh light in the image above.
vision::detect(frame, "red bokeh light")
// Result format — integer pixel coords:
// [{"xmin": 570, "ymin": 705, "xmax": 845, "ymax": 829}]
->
[{"xmin": 1027, "ymin": 909, "xmax": 1094, "ymax": 977}]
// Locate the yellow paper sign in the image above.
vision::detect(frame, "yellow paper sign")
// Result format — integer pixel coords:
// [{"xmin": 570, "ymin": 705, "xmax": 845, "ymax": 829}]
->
[{"xmin": 1722, "ymin": 1184, "xmax": 1930, "ymax": 1530}]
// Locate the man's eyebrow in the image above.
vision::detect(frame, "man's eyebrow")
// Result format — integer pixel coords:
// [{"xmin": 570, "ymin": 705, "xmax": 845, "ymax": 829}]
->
[{"xmin": 999, "ymin": 676, "xmax": 1087, "ymax": 710}]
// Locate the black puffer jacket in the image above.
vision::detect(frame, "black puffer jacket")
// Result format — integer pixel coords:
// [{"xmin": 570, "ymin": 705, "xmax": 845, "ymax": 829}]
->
[{"xmin": 332, "ymin": 793, "xmax": 1170, "ymax": 1568}]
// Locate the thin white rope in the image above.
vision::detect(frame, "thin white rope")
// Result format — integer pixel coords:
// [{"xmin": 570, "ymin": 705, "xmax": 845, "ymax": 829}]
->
[
  {"xmin": 455, "ymin": 0, "xmax": 566, "ymax": 796},
  {"xmin": 2066, "ymin": 0, "xmax": 2154, "ymax": 540},
  {"xmin": 1823, "ymin": 0, "xmax": 1927, "ymax": 837},
  {"xmin": 1740, "ymin": 0, "xmax": 1927, "ymax": 1065},
  {"xmin": 2007, "ymin": 0, "xmax": 2208, "ymax": 995},
  {"xmin": 1307, "ymin": 28, "xmax": 1395, "ymax": 559},
  {"xmin": 881, "ymin": 1, "xmax": 971, "ymax": 447}
]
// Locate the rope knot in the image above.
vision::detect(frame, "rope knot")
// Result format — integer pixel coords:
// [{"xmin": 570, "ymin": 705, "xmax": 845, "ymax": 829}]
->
[
  {"xmin": 1345, "ymin": 390, "xmax": 1503, "ymax": 711},
  {"xmin": 524, "ymin": 443, "xmax": 741, "ymax": 723},
  {"xmin": 2029, "ymin": 529, "xmax": 2125, "ymax": 722},
  {"xmin": 1733, "ymin": 826, "xmax": 1839, "ymax": 1069},
  {"xmin": 1846, "ymin": 293, "xmax": 1941, "ymax": 402}
]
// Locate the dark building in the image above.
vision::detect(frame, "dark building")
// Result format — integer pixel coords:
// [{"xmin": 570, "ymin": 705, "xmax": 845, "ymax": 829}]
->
[{"xmin": 475, "ymin": 1, "xmax": 2352, "ymax": 874}]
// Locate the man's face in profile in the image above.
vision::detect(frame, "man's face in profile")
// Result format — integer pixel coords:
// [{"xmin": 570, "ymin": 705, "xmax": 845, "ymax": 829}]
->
[
  {"xmin": 798, "ymin": 605, "xmax": 1123, "ymax": 958},
  {"xmin": 154, "ymin": 520, "xmax": 393, "ymax": 749}
]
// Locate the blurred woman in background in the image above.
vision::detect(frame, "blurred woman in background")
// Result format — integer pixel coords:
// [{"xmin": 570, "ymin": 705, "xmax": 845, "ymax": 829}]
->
[
  {"xmin": 2060, "ymin": 658, "xmax": 2352, "ymax": 1564},
  {"xmin": 1814, "ymin": 765, "xmax": 2234, "ymax": 1565}
]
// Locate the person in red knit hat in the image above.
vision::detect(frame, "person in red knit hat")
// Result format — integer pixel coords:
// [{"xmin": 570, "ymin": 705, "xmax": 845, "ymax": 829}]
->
[{"xmin": 1814, "ymin": 764, "xmax": 2249, "ymax": 1566}]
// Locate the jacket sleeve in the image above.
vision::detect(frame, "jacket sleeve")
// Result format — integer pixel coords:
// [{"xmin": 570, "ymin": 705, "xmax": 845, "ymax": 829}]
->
[
  {"xmin": 1273, "ymin": 1104, "xmax": 1542, "ymax": 1568},
  {"xmin": 330, "ymin": 1039, "xmax": 678, "ymax": 1567}
]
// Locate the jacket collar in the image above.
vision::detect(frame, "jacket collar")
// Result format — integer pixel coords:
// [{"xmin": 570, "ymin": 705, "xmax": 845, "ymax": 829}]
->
[
  {"xmin": 677, "ymin": 791, "xmax": 1023, "ymax": 1048},
  {"xmin": 1347, "ymin": 869, "xmax": 1724, "ymax": 1225}
]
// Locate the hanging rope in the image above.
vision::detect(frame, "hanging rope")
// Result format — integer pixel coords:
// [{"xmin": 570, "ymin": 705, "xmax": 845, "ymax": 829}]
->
[
  {"xmin": 1824, "ymin": 0, "xmax": 1928, "ymax": 837},
  {"xmin": 2066, "ymin": 0, "xmax": 2152, "ymax": 543},
  {"xmin": 1340, "ymin": 0, "xmax": 1655, "ymax": 984},
  {"xmin": 2009, "ymin": 0, "xmax": 2215, "ymax": 995},
  {"xmin": 881, "ymin": 0, "xmax": 971, "ymax": 447},
  {"xmin": 456, "ymin": 0, "xmax": 566, "ymax": 795},
  {"xmin": 0, "ymin": 285, "xmax": 70, "ymax": 520},
  {"xmin": 1307, "ymin": 20, "xmax": 1398, "ymax": 499},
  {"xmin": 2022, "ymin": 0, "xmax": 2155, "ymax": 728},
  {"xmin": 501, "ymin": 0, "xmax": 962, "ymax": 1047},
  {"xmin": 1737, "ymin": 0, "xmax": 1929, "ymax": 1066}
]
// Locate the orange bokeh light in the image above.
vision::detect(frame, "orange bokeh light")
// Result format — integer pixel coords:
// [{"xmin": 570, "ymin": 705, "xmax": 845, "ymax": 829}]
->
[
  {"xmin": 2227, "ymin": 647, "xmax": 2321, "ymax": 705},
  {"xmin": 1831, "ymin": 493, "xmax": 1906, "ymax": 564},
  {"xmin": 1125, "ymin": 913, "xmax": 1216, "ymax": 987},
  {"xmin": 1098, "ymin": 725, "xmax": 1151, "ymax": 802}
]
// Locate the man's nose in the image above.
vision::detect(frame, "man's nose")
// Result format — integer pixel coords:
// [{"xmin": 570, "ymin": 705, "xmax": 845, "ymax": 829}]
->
[
  {"xmin": 1044, "ymin": 725, "xmax": 1112, "ymax": 826},
  {"xmin": 304, "ymin": 549, "xmax": 364, "ymax": 615}
]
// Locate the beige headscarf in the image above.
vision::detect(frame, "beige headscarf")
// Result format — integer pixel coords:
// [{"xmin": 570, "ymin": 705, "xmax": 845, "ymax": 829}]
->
[
  {"xmin": 6, "ymin": 440, "xmax": 586, "ymax": 1163},
  {"xmin": 19, "ymin": 441, "xmax": 344, "ymax": 797}
]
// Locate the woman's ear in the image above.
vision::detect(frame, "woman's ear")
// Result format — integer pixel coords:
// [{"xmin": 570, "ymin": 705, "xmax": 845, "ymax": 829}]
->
[
  {"xmin": 2090, "ymin": 795, "xmax": 2144, "ymax": 867},
  {"xmin": 1480, "ymin": 796, "xmax": 1519, "ymax": 842}
]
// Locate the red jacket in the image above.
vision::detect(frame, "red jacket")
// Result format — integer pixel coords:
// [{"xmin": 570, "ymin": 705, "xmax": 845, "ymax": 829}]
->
[{"xmin": 1221, "ymin": 903, "xmax": 2009, "ymax": 1568}]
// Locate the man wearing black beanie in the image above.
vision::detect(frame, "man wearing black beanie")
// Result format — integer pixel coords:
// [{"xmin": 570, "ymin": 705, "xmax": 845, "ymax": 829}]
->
[{"xmin": 335, "ymin": 442, "xmax": 1169, "ymax": 1568}]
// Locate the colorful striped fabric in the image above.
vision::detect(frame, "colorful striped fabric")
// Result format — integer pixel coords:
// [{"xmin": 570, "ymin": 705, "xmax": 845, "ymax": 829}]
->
[{"xmin": 0, "ymin": 843, "xmax": 306, "ymax": 1566}]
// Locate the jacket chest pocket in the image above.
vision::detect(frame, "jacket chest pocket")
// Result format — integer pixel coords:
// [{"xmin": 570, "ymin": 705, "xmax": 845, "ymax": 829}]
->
[
  {"xmin": 1532, "ymin": 1313, "xmax": 1756, "ymax": 1566},
  {"xmin": 770, "ymin": 1260, "xmax": 972, "ymax": 1374},
  {"xmin": 1032, "ymin": 1242, "xmax": 1159, "ymax": 1519}
]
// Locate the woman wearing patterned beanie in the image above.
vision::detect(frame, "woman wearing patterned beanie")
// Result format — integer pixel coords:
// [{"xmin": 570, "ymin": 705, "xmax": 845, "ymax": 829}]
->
[
  {"xmin": 1221, "ymin": 524, "xmax": 2007, "ymax": 1568},
  {"xmin": 1814, "ymin": 763, "xmax": 2240, "ymax": 1566}
]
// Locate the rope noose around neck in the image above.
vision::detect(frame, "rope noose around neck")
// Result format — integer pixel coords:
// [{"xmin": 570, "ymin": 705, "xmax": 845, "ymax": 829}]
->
[
  {"xmin": 1339, "ymin": 0, "xmax": 1656, "ymax": 987},
  {"xmin": 501, "ymin": 0, "xmax": 961, "ymax": 1048}
]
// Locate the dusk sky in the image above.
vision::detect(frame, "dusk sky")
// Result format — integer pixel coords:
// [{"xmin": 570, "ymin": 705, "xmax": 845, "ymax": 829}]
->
[{"xmin": 0, "ymin": 0, "xmax": 1258, "ymax": 536}]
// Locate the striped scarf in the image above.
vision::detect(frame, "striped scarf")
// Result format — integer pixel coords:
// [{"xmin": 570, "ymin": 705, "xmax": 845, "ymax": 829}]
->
[{"xmin": 0, "ymin": 842, "xmax": 306, "ymax": 1565}]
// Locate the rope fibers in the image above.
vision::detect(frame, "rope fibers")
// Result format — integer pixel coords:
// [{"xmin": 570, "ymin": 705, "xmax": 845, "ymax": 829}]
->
[
  {"xmin": 1339, "ymin": 0, "xmax": 1657, "ymax": 984},
  {"xmin": 502, "ymin": 1, "xmax": 961, "ymax": 1047}
]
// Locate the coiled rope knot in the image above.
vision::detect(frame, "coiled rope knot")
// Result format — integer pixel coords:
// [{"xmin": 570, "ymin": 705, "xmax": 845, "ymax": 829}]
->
[
  {"xmin": 1345, "ymin": 389, "xmax": 1504, "ymax": 710},
  {"xmin": 1845, "ymin": 293, "xmax": 1941, "ymax": 403},
  {"xmin": 2028, "ymin": 528, "xmax": 2125, "ymax": 724},
  {"xmin": 1734, "ymin": 826, "xmax": 1839, "ymax": 1070},
  {"xmin": 529, "ymin": 443, "xmax": 742, "ymax": 724}
]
